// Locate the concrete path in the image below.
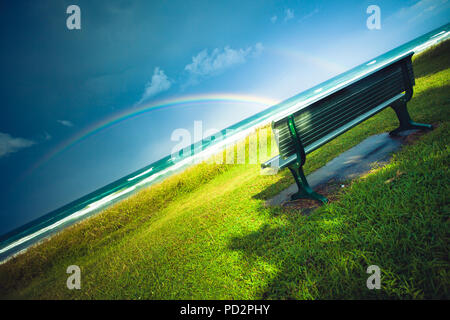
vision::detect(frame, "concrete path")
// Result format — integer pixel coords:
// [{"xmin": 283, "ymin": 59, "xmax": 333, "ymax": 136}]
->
[{"xmin": 266, "ymin": 131, "xmax": 414, "ymax": 207}]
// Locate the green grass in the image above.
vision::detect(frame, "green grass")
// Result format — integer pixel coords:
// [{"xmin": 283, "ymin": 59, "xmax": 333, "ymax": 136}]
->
[{"xmin": 1, "ymin": 42, "xmax": 449, "ymax": 300}]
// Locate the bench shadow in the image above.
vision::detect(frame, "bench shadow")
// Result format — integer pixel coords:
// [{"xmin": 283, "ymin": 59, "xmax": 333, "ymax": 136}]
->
[
  {"xmin": 251, "ymin": 173, "xmax": 291, "ymax": 201},
  {"xmin": 227, "ymin": 209, "xmax": 380, "ymax": 299}
]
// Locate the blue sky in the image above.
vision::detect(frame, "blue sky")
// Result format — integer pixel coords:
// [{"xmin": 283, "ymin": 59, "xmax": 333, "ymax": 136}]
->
[{"xmin": 0, "ymin": 0, "xmax": 449, "ymax": 235}]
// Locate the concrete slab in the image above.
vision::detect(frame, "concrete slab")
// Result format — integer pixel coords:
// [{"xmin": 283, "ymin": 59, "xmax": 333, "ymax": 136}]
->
[{"xmin": 266, "ymin": 131, "xmax": 416, "ymax": 207}]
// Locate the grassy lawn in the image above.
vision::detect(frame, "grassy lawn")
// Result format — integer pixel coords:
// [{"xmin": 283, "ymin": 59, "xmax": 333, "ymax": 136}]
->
[{"xmin": 0, "ymin": 41, "xmax": 449, "ymax": 300}]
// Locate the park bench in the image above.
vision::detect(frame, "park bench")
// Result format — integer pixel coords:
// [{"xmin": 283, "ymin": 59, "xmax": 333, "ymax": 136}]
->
[{"xmin": 261, "ymin": 52, "xmax": 432, "ymax": 204}]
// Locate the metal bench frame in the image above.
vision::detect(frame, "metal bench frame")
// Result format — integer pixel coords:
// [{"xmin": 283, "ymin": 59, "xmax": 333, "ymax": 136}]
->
[{"xmin": 262, "ymin": 53, "xmax": 432, "ymax": 204}]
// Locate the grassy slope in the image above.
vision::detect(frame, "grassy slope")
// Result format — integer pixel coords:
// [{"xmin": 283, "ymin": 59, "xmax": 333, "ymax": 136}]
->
[{"xmin": 1, "ymin": 42, "xmax": 449, "ymax": 299}]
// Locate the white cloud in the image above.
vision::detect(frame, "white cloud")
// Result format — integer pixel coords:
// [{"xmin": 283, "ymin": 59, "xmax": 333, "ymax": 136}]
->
[
  {"xmin": 139, "ymin": 67, "xmax": 172, "ymax": 103},
  {"xmin": 270, "ymin": 15, "xmax": 278, "ymax": 23},
  {"xmin": 184, "ymin": 43, "xmax": 264, "ymax": 84},
  {"xmin": 0, "ymin": 132, "xmax": 35, "ymax": 158},
  {"xmin": 298, "ymin": 8, "xmax": 319, "ymax": 23},
  {"xmin": 185, "ymin": 47, "xmax": 248, "ymax": 76},
  {"xmin": 284, "ymin": 8, "xmax": 294, "ymax": 22},
  {"xmin": 388, "ymin": 0, "xmax": 449, "ymax": 24},
  {"xmin": 57, "ymin": 120, "xmax": 74, "ymax": 127}
]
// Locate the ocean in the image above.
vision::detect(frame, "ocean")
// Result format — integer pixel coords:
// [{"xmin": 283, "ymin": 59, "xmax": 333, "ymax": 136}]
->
[{"xmin": 1, "ymin": 23, "xmax": 449, "ymax": 263}]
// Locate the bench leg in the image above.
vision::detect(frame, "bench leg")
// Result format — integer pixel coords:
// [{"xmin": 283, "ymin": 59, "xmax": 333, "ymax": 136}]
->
[
  {"xmin": 389, "ymin": 100, "xmax": 432, "ymax": 136},
  {"xmin": 288, "ymin": 166, "xmax": 328, "ymax": 204}
]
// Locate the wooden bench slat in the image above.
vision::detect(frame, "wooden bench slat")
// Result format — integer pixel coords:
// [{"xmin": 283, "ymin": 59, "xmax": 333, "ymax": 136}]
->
[
  {"xmin": 262, "ymin": 92, "xmax": 406, "ymax": 170},
  {"xmin": 276, "ymin": 78, "xmax": 403, "ymax": 149},
  {"xmin": 273, "ymin": 59, "xmax": 413, "ymax": 159}
]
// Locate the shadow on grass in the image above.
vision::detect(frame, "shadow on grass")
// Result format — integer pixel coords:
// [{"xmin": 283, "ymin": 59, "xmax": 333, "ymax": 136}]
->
[
  {"xmin": 227, "ymin": 208, "xmax": 383, "ymax": 299},
  {"xmin": 252, "ymin": 170, "xmax": 292, "ymax": 201}
]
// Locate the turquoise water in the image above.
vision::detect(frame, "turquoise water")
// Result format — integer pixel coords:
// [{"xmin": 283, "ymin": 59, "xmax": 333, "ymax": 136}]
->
[{"xmin": 1, "ymin": 23, "xmax": 449, "ymax": 263}]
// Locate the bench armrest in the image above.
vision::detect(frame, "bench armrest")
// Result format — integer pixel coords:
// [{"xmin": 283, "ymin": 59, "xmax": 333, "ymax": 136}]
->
[{"xmin": 261, "ymin": 154, "xmax": 297, "ymax": 170}]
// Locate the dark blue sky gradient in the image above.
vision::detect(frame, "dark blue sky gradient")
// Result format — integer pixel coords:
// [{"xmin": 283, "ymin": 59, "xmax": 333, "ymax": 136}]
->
[{"xmin": 0, "ymin": 0, "xmax": 449, "ymax": 235}]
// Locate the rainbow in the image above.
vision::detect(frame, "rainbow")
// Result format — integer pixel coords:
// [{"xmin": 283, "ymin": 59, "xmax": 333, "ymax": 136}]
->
[
  {"xmin": 26, "ymin": 46, "xmax": 351, "ymax": 177},
  {"xmin": 27, "ymin": 93, "xmax": 279, "ymax": 175}
]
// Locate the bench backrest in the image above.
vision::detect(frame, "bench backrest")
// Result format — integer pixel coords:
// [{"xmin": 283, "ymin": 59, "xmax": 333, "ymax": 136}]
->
[{"xmin": 272, "ymin": 54, "xmax": 415, "ymax": 160}]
